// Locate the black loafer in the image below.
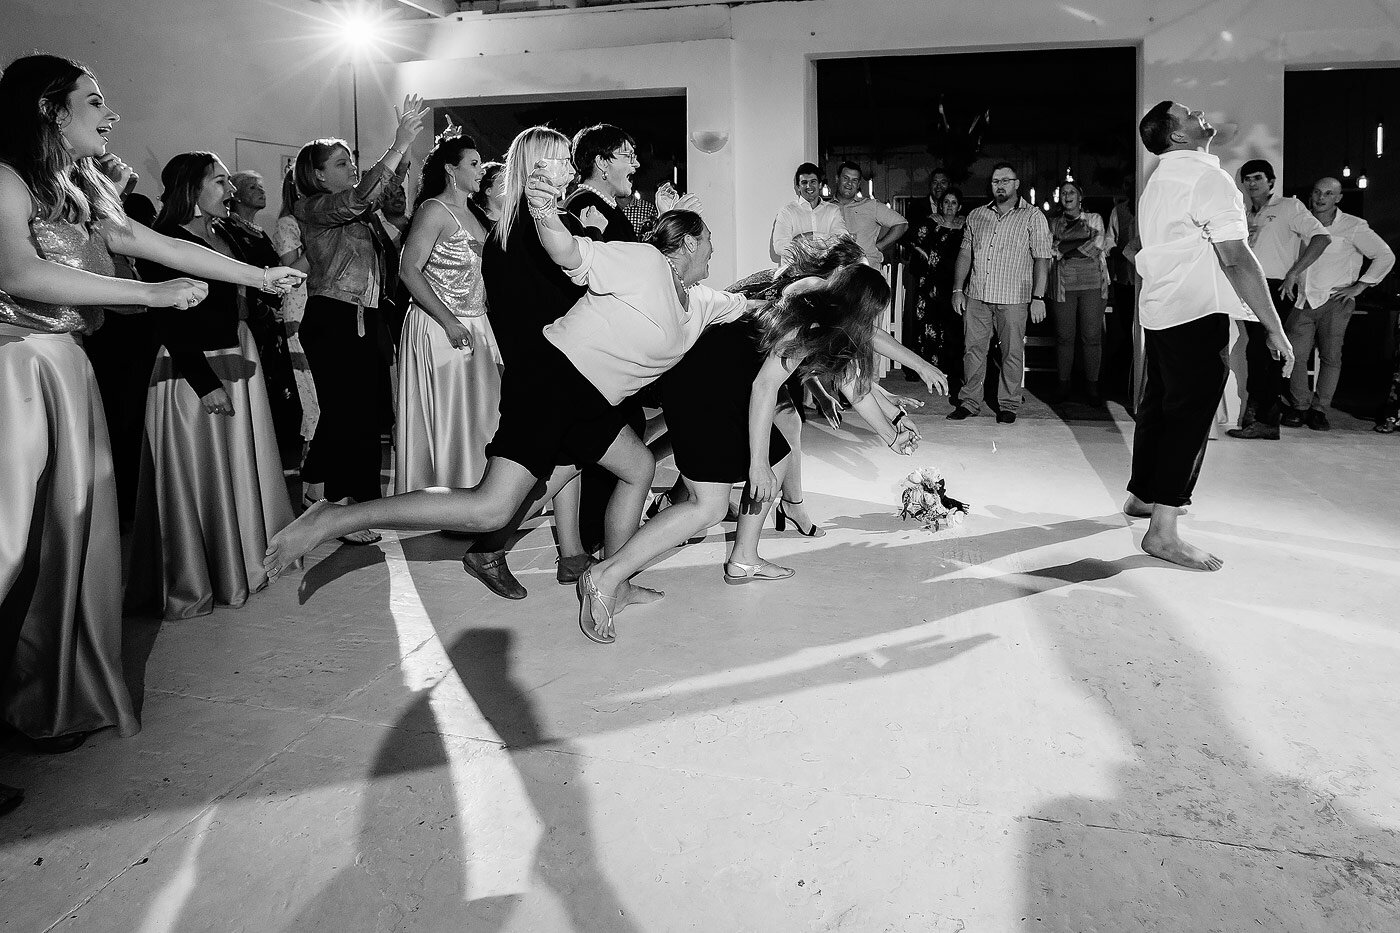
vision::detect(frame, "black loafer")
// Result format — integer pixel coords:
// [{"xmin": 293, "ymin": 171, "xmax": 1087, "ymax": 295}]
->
[
  {"xmin": 462, "ymin": 550, "xmax": 527, "ymax": 600},
  {"xmin": 1280, "ymin": 408, "xmax": 1305, "ymax": 428},
  {"xmin": 1305, "ymin": 409, "xmax": 1331, "ymax": 432},
  {"xmin": 1226, "ymin": 422, "xmax": 1279, "ymax": 440},
  {"xmin": 996, "ymin": 411, "xmax": 1017, "ymax": 424},
  {"xmin": 946, "ymin": 407, "xmax": 974, "ymax": 421}
]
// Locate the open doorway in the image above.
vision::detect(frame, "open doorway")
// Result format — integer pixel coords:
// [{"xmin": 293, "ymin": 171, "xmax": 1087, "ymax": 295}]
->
[
  {"xmin": 816, "ymin": 47, "xmax": 1138, "ymax": 408},
  {"xmin": 1284, "ymin": 67, "xmax": 1400, "ymax": 416},
  {"xmin": 430, "ymin": 92, "xmax": 687, "ymax": 205}
]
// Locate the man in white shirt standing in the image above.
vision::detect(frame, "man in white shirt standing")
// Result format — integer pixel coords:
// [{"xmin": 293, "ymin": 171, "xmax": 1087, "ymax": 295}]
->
[
  {"xmin": 770, "ymin": 162, "xmax": 849, "ymax": 266},
  {"xmin": 1128, "ymin": 101, "xmax": 1295, "ymax": 571},
  {"xmin": 833, "ymin": 161, "xmax": 907, "ymax": 267},
  {"xmin": 1226, "ymin": 159, "xmax": 1330, "ymax": 439},
  {"xmin": 1282, "ymin": 176, "xmax": 1396, "ymax": 430}
]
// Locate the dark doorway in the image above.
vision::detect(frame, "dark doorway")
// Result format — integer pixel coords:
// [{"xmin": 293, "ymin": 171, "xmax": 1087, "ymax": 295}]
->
[
  {"xmin": 816, "ymin": 47, "xmax": 1137, "ymax": 212},
  {"xmin": 1284, "ymin": 68, "xmax": 1400, "ymax": 412},
  {"xmin": 431, "ymin": 93, "xmax": 687, "ymax": 198}
]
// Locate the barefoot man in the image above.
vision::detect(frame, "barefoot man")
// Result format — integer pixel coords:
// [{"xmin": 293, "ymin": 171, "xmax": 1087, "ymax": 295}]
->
[{"xmin": 1127, "ymin": 101, "xmax": 1295, "ymax": 570}]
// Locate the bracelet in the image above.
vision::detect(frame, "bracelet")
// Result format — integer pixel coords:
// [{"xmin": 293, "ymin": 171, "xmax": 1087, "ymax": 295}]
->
[
  {"xmin": 892, "ymin": 410, "xmax": 906, "ymax": 429},
  {"xmin": 952, "ymin": 288, "xmax": 964, "ymax": 294},
  {"xmin": 528, "ymin": 204, "xmax": 557, "ymax": 221},
  {"xmin": 261, "ymin": 268, "xmax": 271, "ymax": 293}
]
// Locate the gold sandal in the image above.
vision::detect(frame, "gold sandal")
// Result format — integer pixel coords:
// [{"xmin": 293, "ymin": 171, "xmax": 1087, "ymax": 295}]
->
[
  {"xmin": 723, "ymin": 559, "xmax": 795, "ymax": 585},
  {"xmin": 576, "ymin": 569, "xmax": 617, "ymax": 644}
]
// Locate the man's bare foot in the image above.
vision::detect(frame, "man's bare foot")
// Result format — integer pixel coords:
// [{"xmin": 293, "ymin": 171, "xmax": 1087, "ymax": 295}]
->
[
  {"xmin": 1123, "ymin": 494, "xmax": 1154, "ymax": 519},
  {"xmin": 614, "ymin": 580, "xmax": 665, "ymax": 614},
  {"xmin": 265, "ymin": 499, "xmax": 336, "ymax": 578},
  {"xmin": 1141, "ymin": 531, "xmax": 1223, "ymax": 571}
]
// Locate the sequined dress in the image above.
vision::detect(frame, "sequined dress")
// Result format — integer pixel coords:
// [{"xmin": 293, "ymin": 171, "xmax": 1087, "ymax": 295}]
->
[
  {"xmin": 0, "ymin": 195, "xmax": 140, "ymax": 739},
  {"xmin": 394, "ymin": 199, "xmax": 503, "ymax": 492}
]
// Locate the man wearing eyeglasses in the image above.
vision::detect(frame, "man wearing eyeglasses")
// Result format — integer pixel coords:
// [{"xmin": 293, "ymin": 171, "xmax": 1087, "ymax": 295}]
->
[{"xmin": 948, "ymin": 161, "xmax": 1052, "ymax": 423}]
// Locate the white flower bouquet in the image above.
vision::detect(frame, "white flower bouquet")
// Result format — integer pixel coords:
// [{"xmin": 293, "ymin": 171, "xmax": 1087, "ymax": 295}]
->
[{"xmin": 898, "ymin": 467, "xmax": 970, "ymax": 531}]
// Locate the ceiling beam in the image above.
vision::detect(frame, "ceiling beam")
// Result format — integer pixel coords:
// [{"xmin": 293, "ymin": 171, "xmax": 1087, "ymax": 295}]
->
[{"xmin": 390, "ymin": 0, "xmax": 455, "ymax": 17}]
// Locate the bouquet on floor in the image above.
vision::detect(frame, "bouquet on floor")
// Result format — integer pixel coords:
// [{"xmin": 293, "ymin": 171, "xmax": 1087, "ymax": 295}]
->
[{"xmin": 898, "ymin": 467, "xmax": 970, "ymax": 531}]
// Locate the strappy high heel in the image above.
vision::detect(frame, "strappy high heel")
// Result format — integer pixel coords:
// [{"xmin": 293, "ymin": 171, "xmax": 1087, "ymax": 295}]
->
[
  {"xmin": 723, "ymin": 559, "xmax": 795, "ymax": 585},
  {"xmin": 774, "ymin": 498, "xmax": 826, "ymax": 538},
  {"xmin": 576, "ymin": 569, "xmax": 617, "ymax": 644}
]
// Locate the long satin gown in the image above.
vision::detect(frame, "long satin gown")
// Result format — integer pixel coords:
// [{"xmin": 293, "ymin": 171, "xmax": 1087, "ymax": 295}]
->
[
  {"xmin": 126, "ymin": 324, "xmax": 296, "ymax": 621},
  {"xmin": 0, "ymin": 211, "xmax": 139, "ymax": 740},
  {"xmin": 393, "ymin": 199, "xmax": 502, "ymax": 493}
]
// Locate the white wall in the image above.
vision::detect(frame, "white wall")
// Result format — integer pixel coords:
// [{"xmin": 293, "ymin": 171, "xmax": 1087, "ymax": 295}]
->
[
  {"xmin": 8, "ymin": 0, "xmax": 1400, "ymax": 280},
  {"xmin": 1, "ymin": 0, "xmax": 348, "ymax": 224}
]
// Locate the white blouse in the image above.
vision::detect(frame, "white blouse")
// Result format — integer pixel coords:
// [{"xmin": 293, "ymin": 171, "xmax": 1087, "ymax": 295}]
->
[{"xmin": 544, "ymin": 237, "xmax": 746, "ymax": 405}]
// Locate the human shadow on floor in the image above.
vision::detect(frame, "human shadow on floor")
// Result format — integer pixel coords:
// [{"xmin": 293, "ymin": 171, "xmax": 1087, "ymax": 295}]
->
[
  {"xmin": 272, "ymin": 627, "xmax": 640, "ymax": 933},
  {"xmin": 1019, "ymin": 582, "xmax": 1400, "ymax": 931}
]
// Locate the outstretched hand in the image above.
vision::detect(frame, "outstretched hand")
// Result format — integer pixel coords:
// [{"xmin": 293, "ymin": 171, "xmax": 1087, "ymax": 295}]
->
[
  {"xmin": 525, "ymin": 167, "xmax": 562, "ymax": 212},
  {"xmin": 918, "ymin": 363, "xmax": 949, "ymax": 397}
]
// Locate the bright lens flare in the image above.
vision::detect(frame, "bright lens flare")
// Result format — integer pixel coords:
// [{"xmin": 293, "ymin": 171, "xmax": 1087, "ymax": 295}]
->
[{"xmin": 333, "ymin": 4, "xmax": 388, "ymax": 57}]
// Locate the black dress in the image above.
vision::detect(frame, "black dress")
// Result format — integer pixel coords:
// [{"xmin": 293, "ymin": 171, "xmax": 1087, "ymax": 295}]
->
[{"xmin": 660, "ymin": 317, "xmax": 790, "ymax": 484}]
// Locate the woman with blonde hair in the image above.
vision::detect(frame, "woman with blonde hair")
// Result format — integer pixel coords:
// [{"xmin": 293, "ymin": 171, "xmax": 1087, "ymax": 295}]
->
[{"xmin": 1049, "ymin": 180, "xmax": 1109, "ymax": 405}]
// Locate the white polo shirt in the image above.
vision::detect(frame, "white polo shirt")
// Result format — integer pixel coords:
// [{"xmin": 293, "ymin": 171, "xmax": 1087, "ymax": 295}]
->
[
  {"xmin": 1297, "ymin": 210, "xmax": 1396, "ymax": 309},
  {"xmin": 771, "ymin": 197, "xmax": 849, "ymax": 266},
  {"xmin": 1246, "ymin": 193, "xmax": 1328, "ymax": 280},
  {"xmin": 1135, "ymin": 149, "xmax": 1255, "ymax": 330}
]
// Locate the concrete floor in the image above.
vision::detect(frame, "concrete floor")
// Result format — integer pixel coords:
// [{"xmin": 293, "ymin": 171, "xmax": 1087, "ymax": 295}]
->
[{"xmin": 3, "ymin": 387, "xmax": 1399, "ymax": 932}]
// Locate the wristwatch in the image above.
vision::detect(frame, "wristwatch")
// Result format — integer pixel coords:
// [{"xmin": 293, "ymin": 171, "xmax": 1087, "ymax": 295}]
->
[{"xmin": 1031, "ymin": 294, "xmax": 1045, "ymax": 301}]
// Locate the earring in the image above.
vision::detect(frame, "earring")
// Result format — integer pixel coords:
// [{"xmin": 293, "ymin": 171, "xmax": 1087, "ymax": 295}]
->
[{"xmin": 193, "ymin": 204, "xmax": 203, "ymax": 218}]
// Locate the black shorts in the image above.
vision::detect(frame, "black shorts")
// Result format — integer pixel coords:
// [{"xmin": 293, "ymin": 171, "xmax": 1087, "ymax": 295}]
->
[
  {"xmin": 660, "ymin": 319, "xmax": 790, "ymax": 484},
  {"xmin": 485, "ymin": 338, "xmax": 632, "ymax": 480}
]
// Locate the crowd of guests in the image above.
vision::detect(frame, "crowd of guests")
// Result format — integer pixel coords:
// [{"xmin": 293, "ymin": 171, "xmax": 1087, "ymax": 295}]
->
[
  {"xmin": 775, "ymin": 155, "xmax": 1397, "ymax": 432},
  {"xmin": 2, "ymin": 51, "xmax": 1398, "ymax": 819},
  {"xmin": 0, "ymin": 54, "xmax": 934, "ymax": 813}
]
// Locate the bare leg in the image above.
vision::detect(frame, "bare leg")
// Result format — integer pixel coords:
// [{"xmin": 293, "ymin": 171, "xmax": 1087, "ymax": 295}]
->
[
  {"xmin": 550, "ymin": 473, "xmax": 587, "ymax": 558},
  {"xmin": 590, "ymin": 478, "xmax": 731, "ymax": 610},
  {"xmin": 1140, "ymin": 504, "xmax": 1222, "ymax": 571},
  {"xmin": 592, "ymin": 427, "xmax": 666, "ymax": 611},
  {"xmin": 264, "ymin": 457, "xmax": 547, "ymax": 576},
  {"xmin": 727, "ymin": 455, "xmax": 791, "ymax": 577},
  {"xmin": 773, "ymin": 407, "xmax": 820, "ymax": 532}
]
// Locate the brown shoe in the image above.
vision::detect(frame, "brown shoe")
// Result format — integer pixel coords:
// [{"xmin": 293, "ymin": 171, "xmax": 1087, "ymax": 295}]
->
[
  {"xmin": 462, "ymin": 550, "xmax": 527, "ymax": 600},
  {"xmin": 1226, "ymin": 421, "xmax": 1279, "ymax": 440},
  {"xmin": 556, "ymin": 554, "xmax": 596, "ymax": 585}
]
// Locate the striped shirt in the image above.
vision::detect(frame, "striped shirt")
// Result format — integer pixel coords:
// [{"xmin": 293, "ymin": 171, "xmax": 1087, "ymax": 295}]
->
[{"xmin": 960, "ymin": 199, "xmax": 1053, "ymax": 304}]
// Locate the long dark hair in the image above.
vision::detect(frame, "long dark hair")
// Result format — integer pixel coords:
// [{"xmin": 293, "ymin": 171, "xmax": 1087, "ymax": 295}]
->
[
  {"xmin": 415, "ymin": 130, "xmax": 479, "ymax": 210},
  {"xmin": 155, "ymin": 152, "xmax": 218, "ymax": 228},
  {"xmin": 752, "ymin": 260, "xmax": 888, "ymax": 397},
  {"xmin": 0, "ymin": 54, "xmax": 121, "ymax": 226},
  {"xmin": 279, "ymin": 167, "xmax": 298, "ymax": 219}
]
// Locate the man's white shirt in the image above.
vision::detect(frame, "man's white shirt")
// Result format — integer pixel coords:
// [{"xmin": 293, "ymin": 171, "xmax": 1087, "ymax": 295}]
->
[
  {"xmin": 1135, "ymin": 149, "xmax": 1255, "ymax": 330},
  {"xmin": 771, "ymin": 197, "xmax": 850, "ymax": 266},
  {"xmin": 1297, "ymin": 210, "xmax": 1395, "ymax": 308}
]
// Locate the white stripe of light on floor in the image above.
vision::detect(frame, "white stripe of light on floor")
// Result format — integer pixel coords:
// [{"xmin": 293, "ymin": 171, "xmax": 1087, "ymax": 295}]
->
[{"xmin": 380, "ymin": 530, "xmax": 543, "ymax": 902}]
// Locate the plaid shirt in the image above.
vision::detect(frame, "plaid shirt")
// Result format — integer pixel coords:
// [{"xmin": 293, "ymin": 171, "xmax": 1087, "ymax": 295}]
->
[{"xmin": 961, "ymin": 198, "xmax": 1053, "ymax": 304}]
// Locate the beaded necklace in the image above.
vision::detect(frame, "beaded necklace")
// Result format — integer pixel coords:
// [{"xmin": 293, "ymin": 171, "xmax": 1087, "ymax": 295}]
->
[{"xmin": 577, "ymin": 182, "xmax": 617, "ymax": 209}]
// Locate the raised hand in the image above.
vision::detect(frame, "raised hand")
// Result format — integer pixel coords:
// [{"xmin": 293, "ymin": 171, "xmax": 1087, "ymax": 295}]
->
[
  {"xmin": 96, "ymin": 153, "xmax": 137, "ymax": 193},
  {"xmin": 674, "ymin": 193, "xmax": 703, "ymax": 215},
  {"xmin": 147, "ymin": 278, "xmax": 209, "ymax": 310},
  {"xmin": 579, "ymin": 204, "xmax": 609, "ymax": 234},
  {"xmin": 655, "ymin": 183, "xmax": 679, "ymax": 214},
  {"xmin": 393, "ymin": 94, "xmax": 429, "ymax": 151},
  {"xmin": 525, "ymin": 168, "xmax": 562, "ymax": 211}
]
